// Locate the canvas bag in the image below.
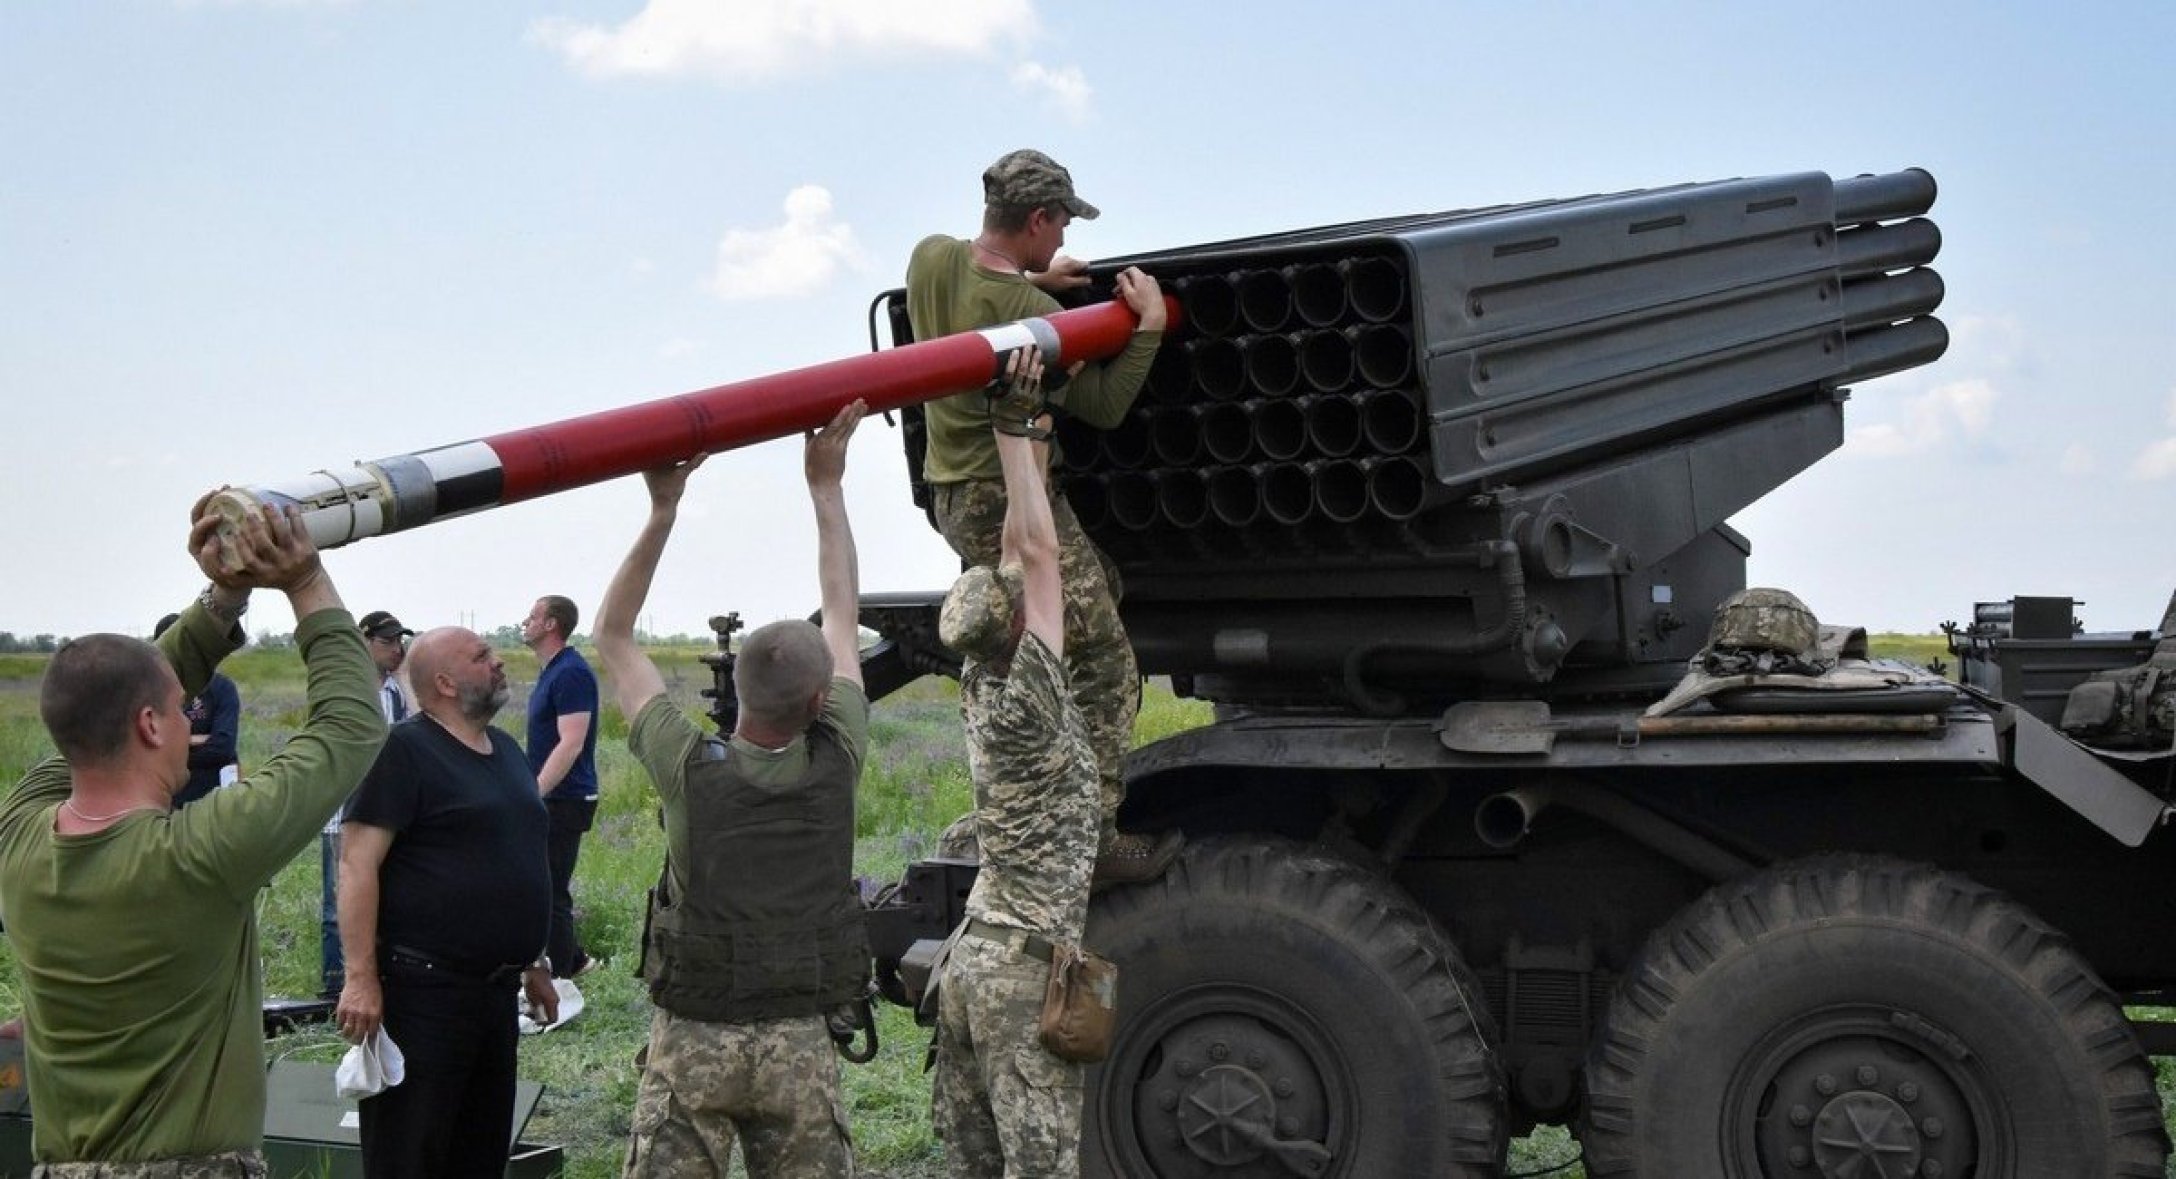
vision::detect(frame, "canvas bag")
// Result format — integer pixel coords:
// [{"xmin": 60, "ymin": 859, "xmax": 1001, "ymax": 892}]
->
[{"xmin": 1037, "ymin": 945, "xmax": 1119, "ymax": 1063}]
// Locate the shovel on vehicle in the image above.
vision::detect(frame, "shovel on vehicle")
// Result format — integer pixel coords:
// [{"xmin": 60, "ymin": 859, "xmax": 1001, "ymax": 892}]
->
[{"xmin": 1439, "ymin": 701, "xmax": 1944, "ymax": 754}]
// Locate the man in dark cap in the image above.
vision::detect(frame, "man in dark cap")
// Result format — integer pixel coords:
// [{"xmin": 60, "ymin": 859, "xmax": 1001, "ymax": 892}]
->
[
  {"xmin": 320, "ymin": 610, "xmax": 415, "ymax": 996},
  {"xmin": 904, "ymin": 147, "xmax": 1180, "ymax": 885}
]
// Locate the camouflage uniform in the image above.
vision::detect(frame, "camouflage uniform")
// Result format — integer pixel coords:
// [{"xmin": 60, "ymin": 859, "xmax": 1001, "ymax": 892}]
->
[
  {"xmin": 34, "ymin": 1154, "xmax": 267, "ymax": 1179},
  {"xmin": 935, "ymin": 479, "xmax": 1138, "ymax": 847},
  {"xmin": 931, "ymin": 633, "xmax": 1100, "ymax": 1177},
  {"xmin": 622, "ymin": 1010, "xmax": 852, "ymax": 1178}
]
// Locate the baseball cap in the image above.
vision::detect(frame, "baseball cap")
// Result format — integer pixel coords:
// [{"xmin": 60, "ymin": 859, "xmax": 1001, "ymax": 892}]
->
[
  {"xmin": 358, "ymin": 611, "xmax": 414, "ymax": 640},
  {"xmin": 983, "ymin": 149, "xmax": 1100, "ymax": 220}
]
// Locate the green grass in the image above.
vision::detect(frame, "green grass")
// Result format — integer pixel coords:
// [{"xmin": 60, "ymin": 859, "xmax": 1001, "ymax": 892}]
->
[{"xmin": 1, "ymin": 639, "xmax": 2171, "ymax": 1178}]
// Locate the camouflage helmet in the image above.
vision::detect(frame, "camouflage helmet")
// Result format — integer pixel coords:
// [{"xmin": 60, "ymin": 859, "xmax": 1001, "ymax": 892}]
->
[
  {"xmin": 1707, "ymin": 587, "xmax": 1820, "ymax": 656},
  {"xmin": 939, "ymin": 564, "xmax": 1025, "ymax": 661}
]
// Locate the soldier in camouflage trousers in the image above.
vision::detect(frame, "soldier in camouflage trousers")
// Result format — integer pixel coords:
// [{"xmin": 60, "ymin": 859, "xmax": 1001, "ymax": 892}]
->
[
  {"xmin": 594, "ymin": 403, "xmax": 874, "ymax": 1178},
  {"xmin": 930, "ymin": 350, "xmax": 1102, "ymax": 1176},
  {"xmin": 908, "ymin": 147, "xmax": 1181, "ymax": 883}
]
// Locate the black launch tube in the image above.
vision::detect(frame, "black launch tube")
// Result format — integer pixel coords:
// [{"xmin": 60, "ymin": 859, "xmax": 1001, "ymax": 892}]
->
[
  {"xmin": 1833, "ymin": 167, "xmax": 1936, "ymax": 224},
  {"xmin": 1839, "ymin": 268, "xmax": 1945, "ymax": 332},
  {"xmin": 1835, "ymin": 218, "xmax": 1942, "ymax": 279}
]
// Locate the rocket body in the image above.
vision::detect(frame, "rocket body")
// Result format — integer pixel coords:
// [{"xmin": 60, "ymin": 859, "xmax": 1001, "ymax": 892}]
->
[{"xmin": 212, "ymin": 296, "xmax": 1170, "ymax": 553}]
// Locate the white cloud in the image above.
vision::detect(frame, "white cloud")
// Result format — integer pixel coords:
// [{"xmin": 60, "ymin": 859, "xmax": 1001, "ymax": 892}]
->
[
  {"xmin": 706, "ymin": 185, "xmax": 865, "ymax": 301},
  {"xmin": 2059, "ymin": 442, "xmax": 2096, "ymax": 476},
  {"xmin": 531, "ymin": 0, "xmax": 1037, "ymax": 83},
  {"xmin": 1011, "ymin": 61, "xmax": 1091, "ymax": 122},
  {"xmin": 2132, "ymin": 437, "xmax": 2176, "ymax": 481},
  {"xmin": 1846, "ymin": 378, "xmax": 1998, "ymax": 458}
]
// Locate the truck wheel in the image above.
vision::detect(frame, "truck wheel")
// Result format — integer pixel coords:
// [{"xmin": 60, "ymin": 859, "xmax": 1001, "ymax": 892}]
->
[
  {"xmin": 1083, "ymin": 835, "xmax": 1505, "ymax": 1176},
  {"xmin": 1581, "ymin": 855, "xmax": 2169, "ymax": 1178}
]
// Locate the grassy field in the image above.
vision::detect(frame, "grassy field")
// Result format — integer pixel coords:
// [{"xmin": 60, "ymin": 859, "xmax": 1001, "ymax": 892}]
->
[{"xmin": 0, "ymin": 635, "xmax": 2167, "ymax": 1177}]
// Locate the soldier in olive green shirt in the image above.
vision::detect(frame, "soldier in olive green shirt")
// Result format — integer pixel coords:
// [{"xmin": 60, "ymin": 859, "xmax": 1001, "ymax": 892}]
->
[{"xmin": 0, "ymin": 498, "xmax": 386, "ymax": 1173}]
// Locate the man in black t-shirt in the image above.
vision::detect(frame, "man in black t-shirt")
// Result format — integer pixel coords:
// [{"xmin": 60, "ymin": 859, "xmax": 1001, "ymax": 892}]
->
[{"xmin": 334, "ymin": 626, "xmax": 557, "ymax": 1179}]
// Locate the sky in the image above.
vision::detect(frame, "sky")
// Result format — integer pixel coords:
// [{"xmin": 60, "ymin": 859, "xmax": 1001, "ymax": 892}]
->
[{"xmin": 3, "ymin": 0, "xmax": 2173, "ymax": 647}]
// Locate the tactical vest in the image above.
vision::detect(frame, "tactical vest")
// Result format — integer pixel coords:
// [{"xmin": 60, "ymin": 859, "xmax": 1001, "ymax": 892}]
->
[{"xmin": 642, "ymin": 731, "xmax": 870, "ymax": 1022}]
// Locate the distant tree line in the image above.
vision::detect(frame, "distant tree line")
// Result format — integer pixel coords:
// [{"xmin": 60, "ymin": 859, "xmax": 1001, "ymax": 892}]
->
[{"xmin": 0, "ymin": 633, "xmax": 64, "ymax": 654}]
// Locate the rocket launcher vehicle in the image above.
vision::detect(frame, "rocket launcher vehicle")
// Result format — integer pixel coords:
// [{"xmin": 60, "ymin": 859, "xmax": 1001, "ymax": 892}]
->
[
  {"xmin": 205, "ymin": 295, "xmax": 1178, "ymax": 558},
  {"xmin": 871, "ymin": 167, "xmax": 1951, "ymax": 710}
]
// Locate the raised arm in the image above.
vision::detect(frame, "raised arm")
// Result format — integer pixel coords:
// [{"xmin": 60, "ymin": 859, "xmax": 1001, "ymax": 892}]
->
[
  {"xmin": 805, "ymin": 400, "xmax": 867, "ymax": 687},
  {"xmin": 993, "ymin": 350, "xmax": 1064, "ymax": 660},
  {"xmin": 593, "ymin": 456, "xmax": 708, "ymax": 722}
]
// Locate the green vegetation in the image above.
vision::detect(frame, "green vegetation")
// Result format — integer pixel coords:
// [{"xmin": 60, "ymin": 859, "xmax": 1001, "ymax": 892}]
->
[{"xmin": 0, "ymin": 636, "xmax": 2169, "ymax": 1178}]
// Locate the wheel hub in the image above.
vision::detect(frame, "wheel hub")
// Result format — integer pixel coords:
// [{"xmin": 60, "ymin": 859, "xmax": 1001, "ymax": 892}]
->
[
  {"xmin": 1743, "ymin": 1020, "xmax": 1980, "ymax": 1179},
  {"xmin": 1130, "ymin": 1010, "xmax": 1339, "ymax": 1175}
]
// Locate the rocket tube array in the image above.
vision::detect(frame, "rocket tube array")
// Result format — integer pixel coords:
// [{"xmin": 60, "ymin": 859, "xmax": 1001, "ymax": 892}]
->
[
  {"xmin": 1053, "ymin": 252, "xmax": 1439, "ymax": 553},
  {"xmin": 207, "ymin": 295, "xmax": 1177, "ymax": 555}
]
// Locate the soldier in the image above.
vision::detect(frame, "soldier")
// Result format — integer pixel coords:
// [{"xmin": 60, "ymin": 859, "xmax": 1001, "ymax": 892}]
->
[
  {"xmin": 594, "ymin": 401, "xmax": 873, "ymax": 1177},
  {"xmin": 906, "ymin": 147, "xmax": 1181, "ymax": 884},
  {"xmin": 0, "ymin": 497, "xmax": 386, "ymax": 1175},
  {"xmin": 929, "ymin": 349, "xmax": 1102, "ymax": 1175}
]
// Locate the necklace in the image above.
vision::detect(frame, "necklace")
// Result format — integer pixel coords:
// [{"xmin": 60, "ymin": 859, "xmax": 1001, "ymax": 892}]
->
[
  {"xmin": 61, "ymin": 797, "xmax": 156, "ymax": 824},
  {"xmin": 973, "ymin": 237, "xmax": 1024, "ymax": 274}
]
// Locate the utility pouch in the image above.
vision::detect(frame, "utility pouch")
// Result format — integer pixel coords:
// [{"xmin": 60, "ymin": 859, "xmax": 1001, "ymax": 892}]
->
[{"xmin": 1037, "ymin": 944, "xmax": 1119, "ymax": 1063}]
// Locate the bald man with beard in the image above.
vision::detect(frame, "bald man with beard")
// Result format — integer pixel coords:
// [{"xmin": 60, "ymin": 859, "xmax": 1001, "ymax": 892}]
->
[{"xmin": 334, "ymin": 626, "xmax": 558, "ymax": 1179}]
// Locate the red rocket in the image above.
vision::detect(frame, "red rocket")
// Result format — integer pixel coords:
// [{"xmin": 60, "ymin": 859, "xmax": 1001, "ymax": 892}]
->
[{"xmin": 209, "ymin": 295, "xmax": 1173, "ymax": 550}]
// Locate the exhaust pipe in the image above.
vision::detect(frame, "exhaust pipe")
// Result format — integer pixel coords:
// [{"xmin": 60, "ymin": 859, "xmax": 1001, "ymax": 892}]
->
[{"xmin": 1474, "ymin": 784, "xmax": 1751, "ymax": 883}]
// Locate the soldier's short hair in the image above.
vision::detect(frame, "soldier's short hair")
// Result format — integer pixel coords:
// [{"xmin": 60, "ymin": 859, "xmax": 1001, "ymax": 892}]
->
[
  {"xmin": 41, "ymin": 634, "xmax": 173, "ymax": 765},
  {"xmin": 538, "ymin": 595, "xmax": 579, "ymax": 637},
  {"xmin": 734, "ymin": 619, "xmax": 835, "ymax": 730}
]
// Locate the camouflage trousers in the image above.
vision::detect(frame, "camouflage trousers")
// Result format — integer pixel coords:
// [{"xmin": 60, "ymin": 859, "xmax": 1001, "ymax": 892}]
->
[
  {"xmin": 622, "ymin": 1009, "xmax": 852, "ymax": 1178},
  {"xmin": 930, "ymin": 935, "xmax": 1084, "ymax": 1178},
  {"xmin": 34, "ymin": 1154, "xmax": 266, "ymax": 1179},
  {"xmin": 935, "ymin": 477, "xmax": 1140, "ymax": 847}
]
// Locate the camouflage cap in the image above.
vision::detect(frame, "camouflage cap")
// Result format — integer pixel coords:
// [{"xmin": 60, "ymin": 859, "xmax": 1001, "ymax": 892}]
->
[
  {"xmin": 939, "ymin": 564, "xmax": 1026, "ymax": 661},
  {"xmin": 983, "ymin": 149, "xmax": 1100, "ymax": 220}
]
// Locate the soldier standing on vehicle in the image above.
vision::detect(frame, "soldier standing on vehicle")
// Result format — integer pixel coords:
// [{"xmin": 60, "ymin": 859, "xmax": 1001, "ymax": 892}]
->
[
  {"xmin": 905, "ymin": 147, "xmax": 1181, "ymax": 885},
  {"xmin": 929, "ymin": 349, "xmax": 1104, "ymax": 1175},
  {"xmin": 595, "ymin": 401, "xmax": 873, "ymax": 1178}
]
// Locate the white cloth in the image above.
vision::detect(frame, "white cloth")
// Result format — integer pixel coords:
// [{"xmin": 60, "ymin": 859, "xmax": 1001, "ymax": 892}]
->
[
  {"xmin": 334, "ymin": 1028, "xmax": 405, "ymax": 1099},
  {"xmin": 518, "ymin": 978, "xmax": 585, "ymax": 1036}
]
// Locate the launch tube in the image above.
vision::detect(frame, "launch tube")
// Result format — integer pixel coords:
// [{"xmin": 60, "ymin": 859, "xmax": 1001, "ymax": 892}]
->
[
  {"xmin": 1206, "ymin": 465, "xmax": 1263, "ymax": 527},
  {"xmin": 1237, "ymin": 268, "xmax": 1294, "ymax": 334},
  {"xmin": 1303, "ymin": 394, "xmax": 1363, "ymax": 459},
  {"xmin": 1242, "ymin": 333, "xmax": 1301, "ymax": 398},
  {"xmin": 1189, "ymin": 337, "xmax": 1247, "ymax": 401},
  {"xmin": 1261, "ymin": 462, "xmax": 1314, "ymax": 526},
  {"xmin": 1176, "ymin": 273, "xmax": 1241, "ymax": 338},
  {"xmin": 1344, "ymin": 256, "xmax": 1407, "ymax": 324},
  {"xmin": 1101, "ymin": 408, "xmax": 1156, "ymax": 470},
  {"xmin": 1155, "ymin": 468, "xmax": 1211, "ymax": 530},
  {"xmin": 1252, "ymin": 398, "xmax": 1308, "ymax": 462},
  {"xmin": 210, "ymin": 295, "xmax": 1176, "ymax": 555},
  {"xmin": 1200, "ymin": 402, "xmax": 1255, "ymax": 465},
  {"xmin": 1298, "ymin": 328, "xmax": 1355, "ymax": 393},
  {"xmin": 1108, "ymin": 471, "xmax": 1159, "ymax": 531},
  {"xmin": 1353, "ymin": 323, "xmax": 1415, "ymax": 388},
  {"xmin": 1833, "ymin": 167, "xmax": 1936, "ymax": 224},
  {"xmin": 1360, "ymin": 388, "xmax": 1423, "ymax": 455},
  {"xmin": 1289, "ymin": 262, "xmax": 1347, "ymax": 328},
  {"xmin": 1150, "ymin": 407, "xmax": 1207, "ymax": 467},
  {"xmin": 1835, "ymin": 218, "xmax": 1941, "ymax": 279},
  {"xmin": 1839, "ymin": 268, "xmax": 1945, "ymax": 332}
]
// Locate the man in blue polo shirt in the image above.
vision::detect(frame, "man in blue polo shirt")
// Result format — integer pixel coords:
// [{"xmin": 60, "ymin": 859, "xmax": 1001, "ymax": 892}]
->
[{"xmin": 521, "ymin": 594, "xmax": 601, "ymax": 979}]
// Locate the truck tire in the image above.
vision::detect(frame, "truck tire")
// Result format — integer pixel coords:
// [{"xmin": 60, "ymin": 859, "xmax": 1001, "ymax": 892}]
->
[
  {"xmin": 1082, "ymin": 835, "xmax": 1505, "ymax": 1176},
  {"xmin": 1581, "ymin": 855, "xmax": 2169, "ymax": 1177}
]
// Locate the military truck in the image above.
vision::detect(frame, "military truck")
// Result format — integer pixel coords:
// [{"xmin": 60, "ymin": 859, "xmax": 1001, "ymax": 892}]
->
[{"xmin": 722, "ymin": 167, "xmax": 2176, "ymax": 1177}]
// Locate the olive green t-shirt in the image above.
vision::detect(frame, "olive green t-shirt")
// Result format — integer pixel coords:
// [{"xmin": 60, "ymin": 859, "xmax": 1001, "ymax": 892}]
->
[
  {"xmin": 0, "ymin": 605, "xmax": 386, "ymax": 1164},
  {"xmin": 904, "ymin": 234, "xmax": 1163, "ymax": 484}
]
